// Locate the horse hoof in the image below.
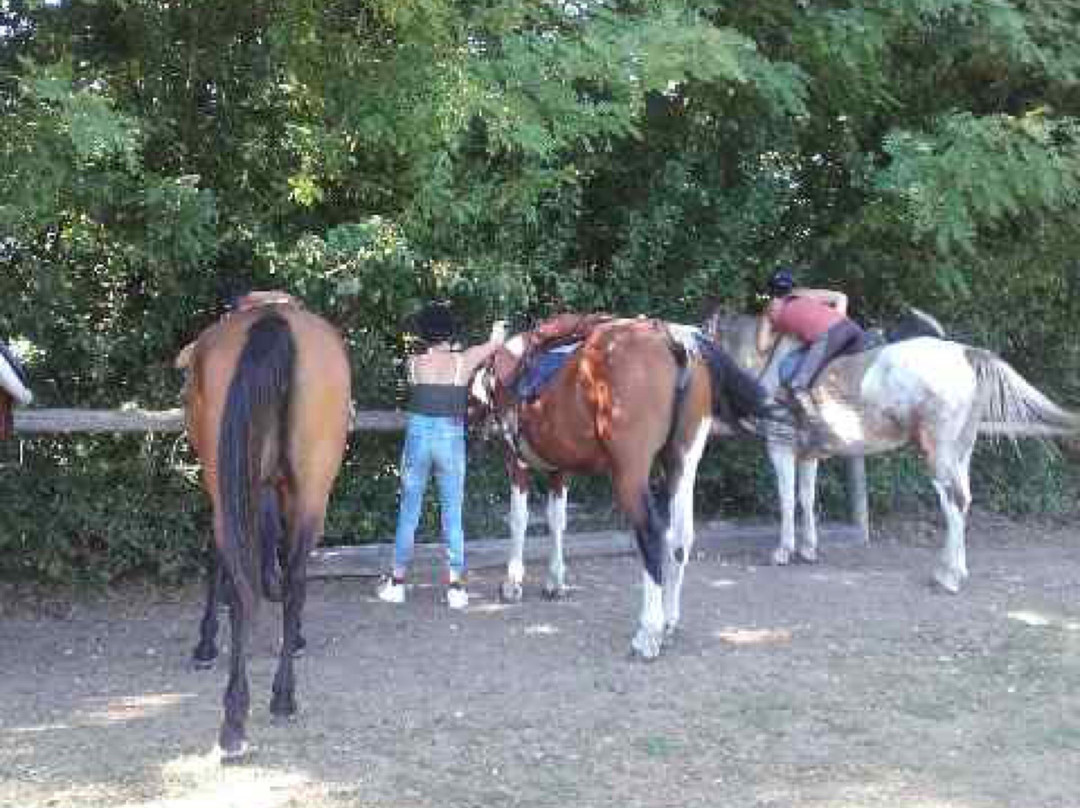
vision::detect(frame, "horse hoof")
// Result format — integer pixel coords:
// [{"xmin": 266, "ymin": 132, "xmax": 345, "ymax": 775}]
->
[
  {"xmin": 770, "ymin": 547, "xmax": 793, "ymax": 566},
  {"xmin": 192, "ymin": 646, "xmax": 218, "ymax": 670},
  {"xmin": 288, "ymin": 636, "xmax": 307, "ymax": 659},
  {"xmin": 795, "ymin": 548, "xmax": 818, "ymax": 564},
  {"xmin": 499, "ymin": 581, "xmax": 523, "ymax": 603},
  {"xmin": 932, "ymin": 569, "xmax": 964, "ymax": 595},
  {"xmin": 218, "ymin": 731, "xmax": 249, "ymax": 763},
  {"xmin": 270, "ymin": 708, "xmax": 298, "ymax": 725},
  {"xmin": 541, "ymin": 584, "xmax": 569, "ymax": 601},
  {"xmin": 270, "ymin": 697, "xmax": 298, "ymax": 720},
  {"xmin": 630, "ymin": 628, "xmax": 663, "ymax": 660}
]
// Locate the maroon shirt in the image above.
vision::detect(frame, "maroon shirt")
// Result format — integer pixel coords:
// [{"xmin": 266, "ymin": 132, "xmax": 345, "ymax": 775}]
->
[{"xmin": 766, "ymin": 296, "xmax": 844, "ymax": 342}]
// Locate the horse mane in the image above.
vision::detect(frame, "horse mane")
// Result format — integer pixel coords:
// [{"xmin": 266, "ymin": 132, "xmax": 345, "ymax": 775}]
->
[{"xmin": 886, "ymin": 306, "xmax": 947, "ymax": 342}]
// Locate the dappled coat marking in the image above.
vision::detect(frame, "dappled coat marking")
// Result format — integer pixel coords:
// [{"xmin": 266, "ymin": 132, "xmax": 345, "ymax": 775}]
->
[{"xmin": 709, "ymin": 312, "xmax": 1080, "ymax": 591}]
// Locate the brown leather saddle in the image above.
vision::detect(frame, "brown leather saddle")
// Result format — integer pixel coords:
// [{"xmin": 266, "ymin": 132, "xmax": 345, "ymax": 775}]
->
[{"xmin": 491, "ymin": 312, "xmax": 615, "ymax": 395}]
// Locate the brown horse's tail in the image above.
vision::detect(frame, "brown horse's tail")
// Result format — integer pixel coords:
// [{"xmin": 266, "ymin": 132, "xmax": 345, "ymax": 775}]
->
[
  {"xmin": 218, "ymin": 312, "xmax": 296, "ymax": 611},
  {"xmin": 968, "ymin": 348, "xmax": 1080, "ymax": 440},
  {"xmin": 694, "ymin": 333, "xmax": 769, "ymax": 423}
]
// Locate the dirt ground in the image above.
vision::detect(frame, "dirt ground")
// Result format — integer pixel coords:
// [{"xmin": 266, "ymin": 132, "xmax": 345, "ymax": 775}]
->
[{"xmin": 1, "ymin": 511, "xmax": 1079, "ymax": 808}]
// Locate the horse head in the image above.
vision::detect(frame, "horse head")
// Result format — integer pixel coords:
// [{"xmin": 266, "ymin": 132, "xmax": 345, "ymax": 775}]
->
[{"xmin": 467, "ymin": 334, "xmax": 529, "ymax": 439}]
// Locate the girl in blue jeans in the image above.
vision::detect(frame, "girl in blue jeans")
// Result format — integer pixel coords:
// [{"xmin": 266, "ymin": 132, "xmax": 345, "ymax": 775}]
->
[{"xmin": 378, "ymin": 303, "xmax": 505, "ymax": 609}]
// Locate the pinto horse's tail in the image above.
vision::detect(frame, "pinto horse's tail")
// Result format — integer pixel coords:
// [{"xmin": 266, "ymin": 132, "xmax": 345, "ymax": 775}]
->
[
  {"xmin": 967, "ymin": 349, "xmax": 1080, "ymax": 439},
  {"xmin": 218, "ymin": 312, "xmax": 296, "ymax": 613}
]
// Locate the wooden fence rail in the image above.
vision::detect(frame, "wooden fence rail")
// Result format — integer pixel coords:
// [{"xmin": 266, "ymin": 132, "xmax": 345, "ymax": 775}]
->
[
  {"xmin": 13, "ymin": 407, "xmax": 408, "ymax": 434},
  {"xmin": 10, "ymin": 407, "xmax": 871, "ymax": 550}
]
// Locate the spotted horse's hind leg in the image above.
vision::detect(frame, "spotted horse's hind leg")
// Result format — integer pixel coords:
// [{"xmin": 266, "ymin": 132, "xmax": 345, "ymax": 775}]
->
[
  {"xmin": 915, "ymin": 409, "xmax": 977, "ymax": 594},
  {"xmin": 794, "ymin": 456, "xmax": 821, "ymax": 564}
]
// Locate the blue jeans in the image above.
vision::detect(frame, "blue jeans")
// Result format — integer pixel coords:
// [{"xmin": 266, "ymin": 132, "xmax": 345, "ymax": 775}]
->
[{"xmin": 392, "ymin": 414, "xmax": 467, "ymax": 579}]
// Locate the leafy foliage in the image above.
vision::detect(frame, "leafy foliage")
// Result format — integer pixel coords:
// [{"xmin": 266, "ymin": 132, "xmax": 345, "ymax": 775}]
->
[{"xmin": 2, "ymin": 0, "xmax": 1080, "ymax": 584}]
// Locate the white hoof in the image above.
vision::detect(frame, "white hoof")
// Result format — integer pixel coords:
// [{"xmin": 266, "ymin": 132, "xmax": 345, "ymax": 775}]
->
[
  {"xmin": 499, "ymin": 580, "xmax": 523, "ymax": 603},
  {"xmin": 630, "ymin": 627, "xmax": 664, "ymax": 660},
  {"xmin": 795, "ymin": 546, "xmax": 818, "ymax": 564},
  {"xmin": 770, "ymin": 546, "xmax": 793, "ymax": 566},
  {"xmin": 541, "ymin": 583, "xmax": 569, "ymax": 601},
  {"xmin": 932, "ymin": 566, "xmax": 964, "ymax": 594},
  {"xmin": 218, "ymin": 740, "xmax": 251, "ymax": 764}
]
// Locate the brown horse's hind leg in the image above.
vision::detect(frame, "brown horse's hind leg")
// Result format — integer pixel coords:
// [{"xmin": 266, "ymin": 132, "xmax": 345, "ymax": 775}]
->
[
  {"xmin": 220, "ymin": 582, "xmax": 254, "ymax": 759},
  {"xmin": 192, "ymin": 549, "xmax": 225, "ymax": 669},
  {"xmin": 259, "ymin": 486, "xmax": 285, "ymax": 603},
  {"xmin": 271, "ymin": 514, "xmax": 319, "ymax": 719}
]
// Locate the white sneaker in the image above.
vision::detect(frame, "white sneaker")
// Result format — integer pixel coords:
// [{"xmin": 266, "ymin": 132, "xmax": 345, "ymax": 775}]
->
[
  {"xmin": 446, "ymin": 585, "xmax": 469, "ymax": 610},
  {"xmin": 376, "ymin": 576, "xmax": 405, "ymax": 604}
]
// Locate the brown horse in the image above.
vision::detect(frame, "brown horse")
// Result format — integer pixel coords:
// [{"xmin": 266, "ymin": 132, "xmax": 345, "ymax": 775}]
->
[
  {"xmin": 470, "ymin": 316, "xmax": 768, "ymax": 658},
  {"xmin": 181, "ymin": 295, "xmax": 350, "ymax": 759}
]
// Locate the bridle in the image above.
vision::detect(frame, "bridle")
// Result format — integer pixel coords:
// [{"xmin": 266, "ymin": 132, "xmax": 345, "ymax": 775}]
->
[{"xmin": 470, "ymin": 350, "xmax": 558, "ymax": 472}]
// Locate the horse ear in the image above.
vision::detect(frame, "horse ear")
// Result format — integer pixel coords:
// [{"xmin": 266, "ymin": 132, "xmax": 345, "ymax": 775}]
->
[{"xmin": 698, "ymin": 295, "xmax": 724, "ymax": 323}]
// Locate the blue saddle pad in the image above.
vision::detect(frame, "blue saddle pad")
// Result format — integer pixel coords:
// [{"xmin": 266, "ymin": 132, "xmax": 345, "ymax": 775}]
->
[
  {"xmin": 513, "ymin": 342, "xmax": 581, "ymax": 400},
  {"xmin": 777, "ymin": 347, "xmax": 808, "ymax": 386}
]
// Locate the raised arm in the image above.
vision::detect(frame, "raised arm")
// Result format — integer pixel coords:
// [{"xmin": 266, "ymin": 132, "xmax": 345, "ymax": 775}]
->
[{"xmin": 460, "ymin": 320, "xmax": 508, "ymax": 375}]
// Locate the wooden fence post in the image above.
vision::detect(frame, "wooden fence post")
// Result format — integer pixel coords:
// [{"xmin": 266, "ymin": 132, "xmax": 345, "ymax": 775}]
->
[{"xmin": 847, "ymin": 455, "xmax": 870, "ymax": 544}]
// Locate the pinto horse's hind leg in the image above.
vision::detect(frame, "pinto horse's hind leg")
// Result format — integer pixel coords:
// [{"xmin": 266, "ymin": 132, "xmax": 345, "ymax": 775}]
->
[
  {"xmin": 613, "ymin": 462, "xmax": 668, "ymax": 660},
  {"xmin": 766, "ymin": 439, "xmax": 799, "ymax": 565},
  {"xmin": 929, "ymin": 438, "xmax": 975, "ymax": 594},
  {"xmin": 500, "ymin": 463, "xmax": 531, "ymax": 603},
  {"xmin": 660, "ymin": 418, "xmax": 711, "ymax": 637},
  {"xmin": 542, "ymin": 474, "xmax": 569, "ymax": 600},
  {"xmin": 795, "ymin": 457, "xmax": 820, "ymax": 563}
]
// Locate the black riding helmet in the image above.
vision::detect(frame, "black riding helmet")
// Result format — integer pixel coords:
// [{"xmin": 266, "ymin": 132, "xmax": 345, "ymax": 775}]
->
[
  {"xmin": 414, "ymin": 302, "xmax": 456, "ymax": 343},
  {"xmin": 767, "ymin": 267, "xmax": 796, "ymax": 297}
]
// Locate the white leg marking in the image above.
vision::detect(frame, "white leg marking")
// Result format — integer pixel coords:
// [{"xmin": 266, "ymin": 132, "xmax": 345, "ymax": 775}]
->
[
  {"xmin": 544, "ymin": 483, "xmax": 569, "ymax": 598},
  {"xmin": 932, "ymin": 478, "xmax": 967, "ymax": 594},
  {"xmin": 500, "ymin": 484, "xmax": 529, "ymax": 603},
  {"xmin": 796, "ymin": 458, "xmax": 819, "ymax": 562},
  {"xmin": 632, "ymin": 570, "xmax": 665, "ymax": 659},
  {"xmin": 663, "ymin": 418, "xmax": 710, "ymax": 634}
]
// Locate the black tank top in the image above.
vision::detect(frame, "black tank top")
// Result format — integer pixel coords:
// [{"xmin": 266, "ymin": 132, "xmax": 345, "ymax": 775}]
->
[{"xmin": 406, "ymin": 353, "xmax": 468, "ymax": 418}]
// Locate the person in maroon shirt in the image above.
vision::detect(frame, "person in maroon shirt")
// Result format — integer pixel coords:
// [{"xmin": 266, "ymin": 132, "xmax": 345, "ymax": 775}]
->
[{"xmin": 756, "ymin": 267, "xmax": 865, "ymax": 415}]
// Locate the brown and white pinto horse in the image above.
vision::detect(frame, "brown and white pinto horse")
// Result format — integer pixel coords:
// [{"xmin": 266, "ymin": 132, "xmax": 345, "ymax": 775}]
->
[
  {"xmin": 181, "ymin": 295, "xmax": 350, "ymax": 759},
  {"xmin": 707, "ymin": 310, "xmax": 1080, "ymax": 593},
  {"xmin": 470, "ymin": 316, "xmax": 767, "ymax": 659}
]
